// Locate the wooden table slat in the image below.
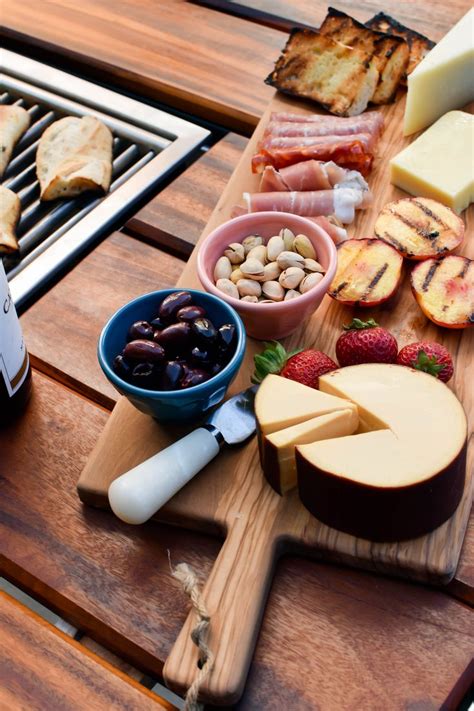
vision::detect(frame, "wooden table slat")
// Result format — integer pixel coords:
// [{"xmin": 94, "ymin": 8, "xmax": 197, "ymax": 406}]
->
[
  {"xmin": 0, "ymin": 590, "xmax": 174, "ymax": 710},
  {"xmin": 21, "ymin": 231, "xmax": 186, "ymax": 409}
]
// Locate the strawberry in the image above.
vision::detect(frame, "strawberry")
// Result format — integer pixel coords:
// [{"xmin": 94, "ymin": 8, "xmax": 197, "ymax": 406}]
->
[
  {"xmin": 336, "ymin": 318, "xmax": 398, "ymax": 366},
  {"xmin": 251, "ymin": 341, "xmax": 337, "ymax": 389},
  {"xmin": 397, "ymin": 341, "xmax": 453, "ymax": 383}
]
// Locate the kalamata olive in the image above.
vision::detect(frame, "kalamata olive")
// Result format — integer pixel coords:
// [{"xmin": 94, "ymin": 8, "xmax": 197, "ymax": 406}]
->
[
  {"xmin": 181, "ymin": 368, "xmax": 210, "ymax": 389},
  {"xmin": 127, "ymin": 320, "xmax": 154, "ymax": 342},
  {"xmin": 191, "ymin": 317, "xmax": 217, "ymax": 347},
  {"xmin": 131, "ymin": 362, "xmax": 157, "ymax": 388},
  {"xmin": 158, "ymin": 322, "xmax": 192, "ymax": 355},
  {"xmin": 123, "ymin": 339, "xmax": 165, "ymax": 363},
  {"xmin": 159, "ymin": 291, "xmax": 193, "ymax": 323},
  {"xmin": 152, "ymin": 330, "xmax": 162, "ymax": 343},
  {"xmin": 150, "ymin": 316, "xmax": 165, "ymax": 330},
  {"xmin": 209, "ymin": 362, "xmax": 223, "ymax": 376},
  {"xmin": 176, "ymin": 305, "xmax": 206, "ymax": 322},
  {"xmin": 156, "ymin": 360, "xmax": 183, "ymax": 391},
  {"xmin": 217, "ymin": 323, "xmax": 236, "ymax": 351},
  {"xmin": 190, "ymin": 346, "xmax": 212, "ymax": 367},
  {"xmin": 113, "ymin": 354, "xmax": 133, "ymax": 380}
]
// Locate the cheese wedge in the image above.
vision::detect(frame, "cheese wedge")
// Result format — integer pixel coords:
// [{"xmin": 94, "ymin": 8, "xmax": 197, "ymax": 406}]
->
[
  {"xmin": 391, "ymin": 112, "xmax": 474, "ymax": 213},
  {"xmin": 296, "ymin": 364, "xmax": 467, "ymax": 541},
  {"xmin": 403, "ymin": 9, "xmax": 474, "ymax": 135},
  {"xmin": 264, "ymin": 409, "xmax": 359, "ymax": 494},
  {"xmin": 254, "ymin": 374, "xmax": 357, "ymax": 436}
]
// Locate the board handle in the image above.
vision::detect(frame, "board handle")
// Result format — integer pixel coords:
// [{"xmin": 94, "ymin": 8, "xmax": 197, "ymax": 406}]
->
[{"xmin": 164, "ymin": 504, "xmax": 280, "ymax": 706}]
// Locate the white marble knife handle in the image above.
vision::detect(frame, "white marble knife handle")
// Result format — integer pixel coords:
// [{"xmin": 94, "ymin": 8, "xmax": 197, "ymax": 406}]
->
[{"xmin": 108, "ymin": 427, "xmax": 222, "ymax": 524}]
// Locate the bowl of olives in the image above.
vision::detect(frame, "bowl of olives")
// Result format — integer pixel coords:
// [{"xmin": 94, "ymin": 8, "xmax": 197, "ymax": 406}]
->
[{"xmin": 98, "ymin": 289, "xmax": 246, "ymax": 422}]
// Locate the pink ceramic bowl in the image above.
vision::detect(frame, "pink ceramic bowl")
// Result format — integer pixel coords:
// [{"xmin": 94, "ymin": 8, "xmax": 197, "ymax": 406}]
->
[{"xmin": 197, "ymin": 212, "xmax": 337, "ymax": 340}]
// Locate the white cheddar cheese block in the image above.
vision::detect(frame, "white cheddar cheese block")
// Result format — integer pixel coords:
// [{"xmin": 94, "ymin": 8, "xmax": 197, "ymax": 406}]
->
[
  {"xmin": 254, "ymin": 374, "xmax": 357, "ymax": 436},
  {"xmin": 391, "ymin": 111, "xmax": 474, "ymax": 213},
  {"xmin": 296, "ymin": 364, "xmax": 467, "ymax": 541},
  {"xmin": 263, "ymin": 408, "xmax": 359, "ymax": 495},
  {"xmin": 403, "ymin": 9, "xmax": 474, "ymax": 135}
]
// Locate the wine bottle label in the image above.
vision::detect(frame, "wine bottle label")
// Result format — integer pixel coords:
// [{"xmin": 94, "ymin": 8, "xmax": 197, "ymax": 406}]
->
[{"xmin": 0, "ymin": 265, "xmax": 29, "ymax": 397}]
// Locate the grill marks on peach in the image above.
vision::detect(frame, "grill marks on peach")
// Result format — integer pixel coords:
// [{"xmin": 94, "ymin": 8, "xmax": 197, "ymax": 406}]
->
[
  {"xmin": 329, "ymin": 239, "xmax": 403, "ymax": 306},
  {"xmin": 374, "ymin": 197, "xmax": 464, "ymax": 260},
  {"xmin": 411, "ymin": 255, "xmax": 474, "ymax": 328}
]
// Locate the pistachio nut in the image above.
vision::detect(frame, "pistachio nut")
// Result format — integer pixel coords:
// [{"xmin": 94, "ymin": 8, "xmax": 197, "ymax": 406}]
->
[
  {"xmin": 299, "ymin": 272, "xmax": 324, "ymax": 293},
  {"xmin": 303, "ymin": 258, "xmax": 325, "ymax": 274},
  {"xmin": 236, "ymin": 278, "xmax": 262, "ymax": 298},
  {"xmin": 279, "ymin": 227, "xmax": 295, "ymax": 251},
  {"xmin": 215, "ymin": 278, "xmax": 240, "ymax": 299},
  {"xmin": 263, "ymin": 261, "xmax": 281, "ymax": 281},
  {"xmin": 246, "ymin": 244, "xmax": 268, "ymax": 264},
  {"xmin": 213, "ymin": 255, "xmax": 232, "ymax": 281},
  {"xmin": 242, "ymin": 235, "xmax": 263, "ymax": 254},
  {"xmin": 293, "ymin": 234, "xmax": 316, "ymax": 259},
  {"xmin": 279, "ymin": 266, "xmax": 305, "ymax": 290},
  {"xmin": 240, "ymin": 258, "xmax": 265, "ymax": 281},
  {"xmin": 224, "ymin": 242, "xmax": 245, "ymax": 264},
  {"xmin": 258, "ymin": 298, "xmax": 277, "ymax": 304},
  {"xmin": 241, "ymin": 295, "xmax": 259, "ymax": 303},
  {"xmin": 284, "ymin": 289, "xmax": 301, "ymax": 301},
  {"xmin": 277, "ymin": 250, "xmax": 305, "ymax": 270},
  {"xmin": 266, "ymin": 235, "xmax": 285, "ymax": 261},
  {"xmin": 262, "ymin": 280, "xmax": 285, "ymax": 302},
  {"xmin": 230, "ymin": 267, "xmax": 244, "ymax": 284}
]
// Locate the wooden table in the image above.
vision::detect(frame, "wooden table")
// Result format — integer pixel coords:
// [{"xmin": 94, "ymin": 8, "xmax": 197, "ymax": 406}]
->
[{"xmin": 1, "ymin": 2, "xmax": 473, "ymax": 709}]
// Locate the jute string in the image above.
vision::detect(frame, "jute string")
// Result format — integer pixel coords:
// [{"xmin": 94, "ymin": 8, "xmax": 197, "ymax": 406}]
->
[{"xmin": 169, "ymin": 553, "xmax": 214, "ymax": 711}]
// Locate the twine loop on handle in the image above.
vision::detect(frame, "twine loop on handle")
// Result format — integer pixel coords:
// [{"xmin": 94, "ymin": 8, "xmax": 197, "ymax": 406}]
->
[{"xmin": 170, "ymin": 558, "xmax": 214, "ymax": 711}]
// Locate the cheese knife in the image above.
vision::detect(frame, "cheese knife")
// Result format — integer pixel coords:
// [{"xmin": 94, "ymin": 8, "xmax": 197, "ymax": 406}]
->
[{"xmin": 108, "ymin": 385, "xmax": 258, "ymax": 524}]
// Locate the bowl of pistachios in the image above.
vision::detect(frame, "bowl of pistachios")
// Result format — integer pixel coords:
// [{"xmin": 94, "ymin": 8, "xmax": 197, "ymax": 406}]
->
[{"xmin": 197, "ymin": 212, "xmax": 337, "ymax": 340}]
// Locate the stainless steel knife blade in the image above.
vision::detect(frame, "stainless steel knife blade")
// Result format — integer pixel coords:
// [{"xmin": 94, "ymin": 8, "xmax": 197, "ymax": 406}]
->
[{"xmin": 206, "ymin": 385, "xmax": 258, "ymax": 445}]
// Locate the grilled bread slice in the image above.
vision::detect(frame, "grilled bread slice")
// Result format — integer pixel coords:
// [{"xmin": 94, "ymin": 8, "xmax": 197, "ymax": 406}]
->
[
  {"xmin": 319, "ymin": 8, "xmax": 409, "ymax": 104},
  {"xmin": 366, "ymin": 12, "xmax": 435, "ymax": 82},
  {"xmin": 411, "ymin": 255, "xmax": 473, "ymax": 329},
  {"xmin": 0, "ymin": 186, "xmax": 21, "ymax": 254},
  {"xmin": 265, "ymin": 29, "xmax": 379, "ymax": 117},
  {"xmin": 329, "ymin": 238, "xmax": 403, "ymax": 306},
  {"xmin": 375, "ymin": 197, "xmax": 464, "ymax": 260},
  {"xmin": 37, "ymin": 116, "xmax": 113, "ymax": 201},
  {"xmin": 0, "ymin": 105, "xmax": 31, "ymax": 178}
]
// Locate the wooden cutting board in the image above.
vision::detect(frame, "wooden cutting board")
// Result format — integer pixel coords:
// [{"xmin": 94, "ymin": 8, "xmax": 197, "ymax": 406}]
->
[{"xmin": 78, "ymin": 91, "xmax": 473, "ymax": 706}]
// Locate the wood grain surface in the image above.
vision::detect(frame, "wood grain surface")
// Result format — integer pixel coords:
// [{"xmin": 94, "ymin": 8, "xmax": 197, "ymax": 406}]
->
[
  {"xmin": 79, "ymin": 88, "xmax": 473, "ymax": 704},
  {"xmin": 128, "ymin": 134, "xmax": 248, "ymax": 257},
  {"xmin": 21, "ymin": 232, "xmax": 185, "ymax": 409},
  {"xmin": 0, "ymin": 591, "xmax": 172, "ymax": 710},
  {"xmin": 1, "ymin": 0, "xmax": 281, "ymax": 132}
]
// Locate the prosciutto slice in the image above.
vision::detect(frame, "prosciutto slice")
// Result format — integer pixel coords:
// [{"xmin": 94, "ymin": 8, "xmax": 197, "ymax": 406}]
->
[
  {"xmin": 269, "ymin": 111, "xmax": 385, "ymax": 136},
  {"xmin": 260, "ymin": 132, "xmax": 377, "ymax": 152},
  {"xmin": 252, "ymin": 140, "xmax": 373, "ymax": 175},
  {"xmin": 239, "ymin": 188, "xmax": 372, "ymax": 224},
  {"xmin": 259, "ymin": 161, "xmax": 364, "ymax": 193}
]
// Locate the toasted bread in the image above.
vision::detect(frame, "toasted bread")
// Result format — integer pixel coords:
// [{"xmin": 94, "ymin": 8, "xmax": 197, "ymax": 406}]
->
[
  {"xmin": 366, "ymin": 12, "xmax": 435, "ymax": 81},
  {"xmin": 375, "ymin": 197, "xmax": 464, "ymax": 260},
  {"xmin": 0, "ymin": 186, "xmax": 21, "ymax": 253},
  {"xmin": 0, "ymin": 105, "xmax": 31, "ymax": 178},
  {"xmin": 265, "ymin": 29, "xmax": 379, "ymax": 117},
  {"xmin": 36, "ymin": 116, "xmax": 113, "ymax": 201},
  {"xmin": 319, "ymin": 8, "xmax": 409, "ymax": 104}
]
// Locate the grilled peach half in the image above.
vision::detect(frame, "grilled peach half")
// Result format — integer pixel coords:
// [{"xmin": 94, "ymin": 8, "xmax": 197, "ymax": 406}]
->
[
  {"xmin": 375, "ymin": 197, "xmax": 464, "ymax": 260},
  {"xmin": 411, "ymin": 255, "xmax": 474, "ymax": 329},
  {"xmin": 329, "ymin": 238, "xmax": 403, "ymax": 307}
]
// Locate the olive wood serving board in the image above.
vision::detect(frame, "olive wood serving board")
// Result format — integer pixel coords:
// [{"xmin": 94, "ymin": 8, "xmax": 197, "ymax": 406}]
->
[{"xmin": 78, "ymin": 91, "xmax": 473, "ymax": 706}]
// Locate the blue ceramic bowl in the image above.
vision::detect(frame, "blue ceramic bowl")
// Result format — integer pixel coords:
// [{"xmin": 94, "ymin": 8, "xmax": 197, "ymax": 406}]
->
[{"xmin": 98, "ymin": 289, "xmax": 246, "ymax": 422}]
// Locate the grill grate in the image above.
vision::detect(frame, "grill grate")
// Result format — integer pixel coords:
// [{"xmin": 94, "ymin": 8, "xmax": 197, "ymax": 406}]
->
[{"xmin": 1, "ymin": 50, "xmax": 209, "ymax": 307}]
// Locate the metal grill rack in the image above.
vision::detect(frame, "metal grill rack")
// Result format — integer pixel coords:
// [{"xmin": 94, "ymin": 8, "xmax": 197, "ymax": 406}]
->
[{"xmin": 1, "ymin": 50, "xmax": 210, "ymax": 307}]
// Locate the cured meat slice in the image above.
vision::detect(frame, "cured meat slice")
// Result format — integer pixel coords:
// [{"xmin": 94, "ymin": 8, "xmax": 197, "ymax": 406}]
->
[
  {"xmin": 259, "ymin": 161, "xmax": 366, "ymax": 193},
  {"xmin": 269, "ymin": 110, "xmax": 384, "ymax": 135},
  {"xmin": 240, "ymin": 188, "xmax": 372, "ymax": 224},
  {"xmin": 252, "ymin": 141, "xmax": 373, "ymax": 175},
  {"xmin": 260, "ymin": 132, "xmax": 377, "ymax": 153}
]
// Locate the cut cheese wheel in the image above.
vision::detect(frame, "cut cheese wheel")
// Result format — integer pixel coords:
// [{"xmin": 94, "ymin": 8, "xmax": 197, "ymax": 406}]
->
[
  {"xmin": 254, "ymin": 374, "xmax": 357, "ymax": 436},
  {"xmin": 296, "ymin": 364, "xmax": 467, "ymax": 541},
  {"xmin": 264, "ymin": 408, "xmax": 359, "ymax": 494}
]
